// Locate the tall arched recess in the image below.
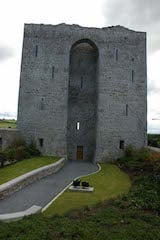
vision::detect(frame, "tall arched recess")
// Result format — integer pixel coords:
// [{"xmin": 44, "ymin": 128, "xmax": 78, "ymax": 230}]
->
[{"xmin": 67, "ymin": 39, "xmax": 99, "ymax": 161}]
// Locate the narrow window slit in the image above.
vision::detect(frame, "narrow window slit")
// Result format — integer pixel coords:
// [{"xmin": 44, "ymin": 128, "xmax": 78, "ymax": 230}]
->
[
  {"xmin": 126, "ymin": 104, "xmax": 128, "ymax": 116},
  {"xmin": 81, "ymin": 76, "xmax": 83, "ymax": 89},
  {"xmin": 76, "ymin": 122, "xmax": 80, "ymax": 130},
  {"xmin": 132, "ymin": 70, "xmax": 134, "ymax": 83},
  {"xmin": 35, "ymin": 45, "xmax": 38, "ymax": 57},
  {"xmin": 52, "ymin": 66, "xmax": 54, "ymax": 79},
  {"xmin": 40, "ymin": 98, "xmax": 44, "ymax": 110},
  {"xmin": 115, "ymin": 49, "xmax": 118, "ymax": 61}
]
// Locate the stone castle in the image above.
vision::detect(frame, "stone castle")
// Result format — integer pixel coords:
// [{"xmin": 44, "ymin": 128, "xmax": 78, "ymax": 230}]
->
[{"xmin": 17, "ymin": 23, "xmax": 147, "ymax": 162}]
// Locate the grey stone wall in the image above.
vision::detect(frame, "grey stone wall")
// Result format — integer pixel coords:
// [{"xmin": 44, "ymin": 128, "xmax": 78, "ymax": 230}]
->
[
  {"xmin": 0, "ymin": 158, "xmax": 65, "ymax": 200},
  {"xmin": 0, "ymin": 129, "xmax": 20, "ymax": 151},
  {"xmin": 17, "ymin": 23, "xmax": 147, "ymax": 161}
]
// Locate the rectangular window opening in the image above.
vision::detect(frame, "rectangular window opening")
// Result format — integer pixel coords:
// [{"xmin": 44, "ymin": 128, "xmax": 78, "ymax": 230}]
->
[
  {"xmin": 40, "ymin": 97, "xmax": 44, "ymax": 110},
  {"xmin": 81, "ymin": 76, "xmax": 83, "ymax": 89},
  {"xmin": 132, "ymin": 70, "xmax": 134, "ymax": 83},
  {"xmin": 76, "ymin": 122, "xmax": 80, "ymax": 130},
  {"xmin": 52, "ymin": 66, "xmax": 54, "ymax": 79},
  {"xmin": 126, "ymin": 104, "xmax": 128, "ymax": 116},
  {"xmin": 119, "ymin": 140, "xmax": 125, "ymax": 149},
  {"xmin": 115, "ymin": 49, "xmax": 118, "ymax": 61},
  {"xmin": 35, "ymin": 45, "xmax": 38, "ymax": 57},
  {"xmin": 39, "ymin": 138, "xmax": 44, "ymax": 147}
]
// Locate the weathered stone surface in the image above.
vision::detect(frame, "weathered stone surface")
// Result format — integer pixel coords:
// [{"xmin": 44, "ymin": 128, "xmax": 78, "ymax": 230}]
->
[
  {"xmin": 0, "ymin": 158, "xmax": 65, "ymax": 199},
  {"xmin": 0, "ymin": 129, "xmax": 20, "ymax": 151},
  {"xmin": 17, "ymin": 23, "xmax": 147, "ymax": 161}
]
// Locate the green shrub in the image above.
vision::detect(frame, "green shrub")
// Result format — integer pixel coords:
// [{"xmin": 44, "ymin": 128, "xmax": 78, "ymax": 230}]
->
[
  {"xmin": 26, "ymin": 141, "xmax": 41, "ymax": 157},
  {"xmin": 0, "ymin": 151, "xmax": 6, "ymax": 167},
  {"xmin": 10, "ymin": 137, "xmax": 25, "ymax": 148},
  {"xmin": 118, "ymin": 146, "xmax": 160, "ymax": 172},
  {"xmin": 0, "ymin": 139, "xmax": 40, "ymax": 167},
  {"xmin": 138, "ymin": 147, "xmax": 153, "ymax": 162},
  {"xmin": 14, "ymin": 146, "xmax": 31, "ymax": 161},
  {"xmin": 128, "ymin": 176, "xmax": 160, "ymax": 213},
  {"xmin": 118, "ymin": 155, "xmax": 145, "ymax": 171},
  {"xmin": 5, "ymin": 148, "xmax": 16, "ymax": 162},
  {"xmin": 117, "ymin": 146, "xmax": 160, "ymax": 214},
  {"xmin": 125, "ymin": 145, "xmax": 135, "ymax": 157},
  {"xmin": 145, "ymin": 151, "xmax": 160, "ymax": 173},
  {"xmin": 148, "ymin": 134, "xmax": 160, "ymax": 148}
]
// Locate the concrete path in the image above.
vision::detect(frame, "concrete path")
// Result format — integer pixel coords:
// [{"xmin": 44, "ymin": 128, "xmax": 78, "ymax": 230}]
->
[{"xmin": 0, "ymin": 161, "xmax": 99, "ymax": 214}]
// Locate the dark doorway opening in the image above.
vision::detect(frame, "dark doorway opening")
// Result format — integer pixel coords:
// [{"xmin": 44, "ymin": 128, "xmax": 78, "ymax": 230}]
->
[
  {"xmin": 39, "ymin": 138, "xmax": 44, "ymax": 148},
  {"xmin": 77, "ymin": 146, "xmax": 83, "ymax": 160}
]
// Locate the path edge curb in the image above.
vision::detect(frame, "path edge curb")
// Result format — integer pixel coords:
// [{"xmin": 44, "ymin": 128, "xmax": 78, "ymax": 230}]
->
[{"xmin": 42, "ymin": 163, "xmax": 101, "ymax": 213}]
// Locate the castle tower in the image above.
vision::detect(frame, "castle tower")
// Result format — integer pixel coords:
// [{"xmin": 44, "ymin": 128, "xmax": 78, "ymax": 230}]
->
[{"xmin": 18, "ymin": 23, "xmax": 147, "ymax": 162}]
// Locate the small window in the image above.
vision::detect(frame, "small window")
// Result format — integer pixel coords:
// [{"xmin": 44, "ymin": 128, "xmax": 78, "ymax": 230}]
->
[
  {"xmin": 76, "ymin": 122, "xmax": 80, "ymax": 130},
  {"xmin": 40, "ymin": 98, "xmax": 45, "ymax": 110},
  {"xmin": 126, "ymin": 104, "xmax": 128, "ymax": 116},
  {"xmin": 81, "ymin": 76, "xmax": 83, "ymax": 89},
  {"xmin": 0, "ymin": 138, "xmax": 2, "ymax": 149},
  {"xmin": 35, "ymin": 45, "xmax": 38, "ymax": 57},
  {"xmin": 39, "ymin": 138, "xmax": 43, "ymax": 147},
  {"xmin": 115, "ymin": 49, "xmax": 118, "ymax": 61},
  {"xmin": 132, "ymin": 70, "xmax": 134, "ymax": 83},
  {"xmin": 52, "ymin": 66, "xmax": 54, "ymax": 79},
  {"xmin": 119, "ymin": 140, "xmax": 125, "ymax": 149}
]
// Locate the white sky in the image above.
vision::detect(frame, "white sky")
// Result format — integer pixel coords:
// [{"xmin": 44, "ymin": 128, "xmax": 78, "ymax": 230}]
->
[{"xmin": 0, "ymin": 0, "xmax": 160, "ymax": 133}]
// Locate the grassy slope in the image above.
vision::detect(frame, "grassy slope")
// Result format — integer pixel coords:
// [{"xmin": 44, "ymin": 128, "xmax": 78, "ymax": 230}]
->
[
  {"xmin": 0, "ymin": 161, "xmax": 160, "ymax": 240},
  {"xmin": 0, "ymin": 207, "xmax": 160, "ymax": 240},
  {"xmin": 0, "ymin": 119, "xmax": 16, "ymax": 129},
  {"xmin": 44, "ymin": 164, "xmax": 131, "ymax": 216},
  {"xmin": 0, "ymin": 156, "xmax": 59, "ymax": 185}
]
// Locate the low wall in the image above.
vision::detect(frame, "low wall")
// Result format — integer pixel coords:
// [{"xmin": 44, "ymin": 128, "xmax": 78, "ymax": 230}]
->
[
  {"xmin": 0, "ymin": 158, "xmax": 65, "ymax": 199},
  {"xmin": 0, "ymin": 129, "xmax": 20, "ymax": 151},
  {"xmin": 147, "ymin": 146, "xmax": 160, "ymax": 153}
]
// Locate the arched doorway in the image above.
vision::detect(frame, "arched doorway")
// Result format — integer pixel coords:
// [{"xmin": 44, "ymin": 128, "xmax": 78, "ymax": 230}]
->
[{"xmin": 67, "ymin": 39, "xmax": 98, "ymax": 161}]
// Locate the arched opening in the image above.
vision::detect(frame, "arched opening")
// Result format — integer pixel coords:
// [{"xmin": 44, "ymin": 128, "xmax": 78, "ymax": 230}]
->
[{"xmin": 67, "ymin": 39, "xmax": 98, "ymax": 161}]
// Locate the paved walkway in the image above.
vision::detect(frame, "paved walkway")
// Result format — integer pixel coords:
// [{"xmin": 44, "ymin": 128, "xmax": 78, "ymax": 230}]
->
[{"xmin": 0, "ymin": 161, "xmax": 99, "ymax": 214}]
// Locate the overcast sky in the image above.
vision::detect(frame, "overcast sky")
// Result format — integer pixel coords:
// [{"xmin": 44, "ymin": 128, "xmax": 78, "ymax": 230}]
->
[{"xmin": 0, "ymin": 0, "xmax": 160, "ymax": 133}]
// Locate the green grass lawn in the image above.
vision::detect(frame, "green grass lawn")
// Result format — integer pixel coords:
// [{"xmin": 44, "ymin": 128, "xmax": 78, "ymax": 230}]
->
[
  {"xmin": 0, "ymin": 119, "xmax": 16, "ymax": 129},
  {"xmin": 1, "ymin": 148, "xmax": 160, "ymax": 240},
  {"xmin": 44, "ymin": 164, "xmax": 131, "ymax": 216},
  {"xmin": 0, "ymin": 156, "xmax": 59, "ymax": 185}
]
